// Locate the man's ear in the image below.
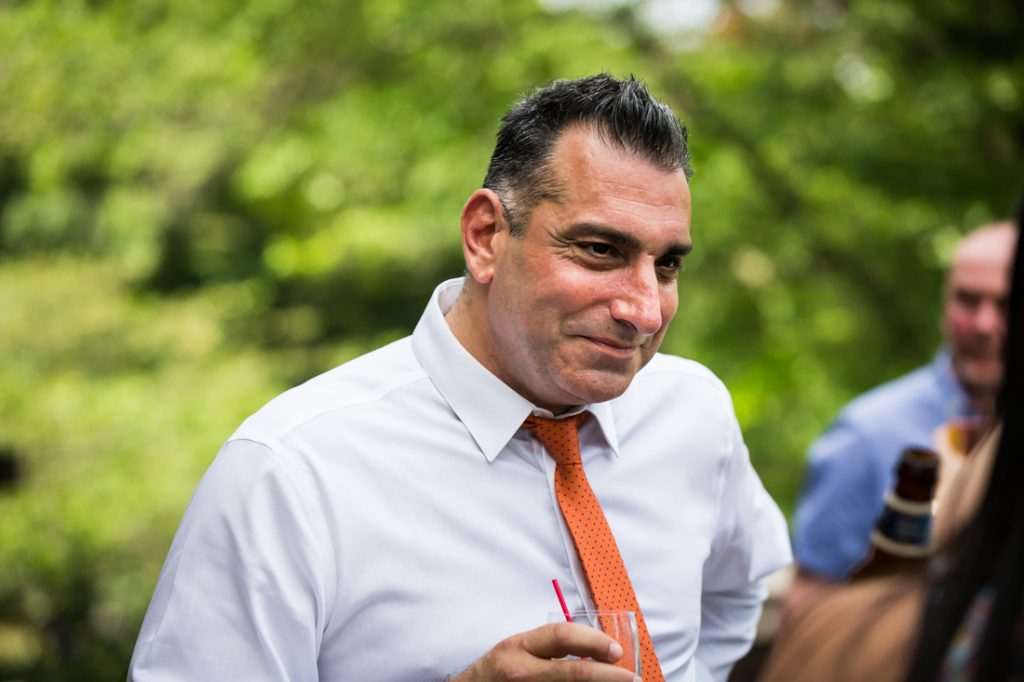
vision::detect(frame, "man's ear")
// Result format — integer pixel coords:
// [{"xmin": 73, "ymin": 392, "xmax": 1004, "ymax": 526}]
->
[{"xmin": 460, "ymin": 189, "xmax": 510, "ymax": 285}]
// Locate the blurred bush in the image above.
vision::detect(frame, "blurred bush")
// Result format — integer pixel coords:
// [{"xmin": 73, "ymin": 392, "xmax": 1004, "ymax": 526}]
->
[{"xmin": 0, "ymin": 0, "xmax": 1021, "ymax": 677}]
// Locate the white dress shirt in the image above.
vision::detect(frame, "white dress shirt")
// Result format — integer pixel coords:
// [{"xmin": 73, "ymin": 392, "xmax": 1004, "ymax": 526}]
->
[{"xmin": 129, "ymin": 277, "xmax": 791, "ymax": 682}]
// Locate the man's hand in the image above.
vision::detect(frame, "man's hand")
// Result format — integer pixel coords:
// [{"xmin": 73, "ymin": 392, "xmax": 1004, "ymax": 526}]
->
[{"xmin": 451, "ymin": 622, "xmax": 641, "ymax": 681}]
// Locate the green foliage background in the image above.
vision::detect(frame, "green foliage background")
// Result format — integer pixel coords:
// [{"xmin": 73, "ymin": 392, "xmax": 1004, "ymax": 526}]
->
[{"xmin": 1, "ymin": 0, "xmax": 1021, "ymax": 677}]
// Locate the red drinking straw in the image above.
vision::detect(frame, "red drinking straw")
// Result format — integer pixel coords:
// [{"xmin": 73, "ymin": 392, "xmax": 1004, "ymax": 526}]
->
[{"xmin": 551, "ymin": 578, "xmax": 572, "ymax": 622}]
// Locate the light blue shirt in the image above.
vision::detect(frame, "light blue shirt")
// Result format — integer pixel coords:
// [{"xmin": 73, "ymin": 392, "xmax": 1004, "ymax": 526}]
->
[
  {"xmin": 793, "ymin": 351, "xmax": 969, "ymax": 580},
  {"xmin": 129, "ymin": 278, "xmax": 791, "ymax": 682}
]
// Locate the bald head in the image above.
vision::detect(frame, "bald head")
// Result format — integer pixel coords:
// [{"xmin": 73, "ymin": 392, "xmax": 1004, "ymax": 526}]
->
[
  {"xmin": 943, "ymin": 221, "xmax": 1018, "ymax": 405},
  {"xmin": 953, "ymin": 222, "xmax": 1017, "ymax": 271}
]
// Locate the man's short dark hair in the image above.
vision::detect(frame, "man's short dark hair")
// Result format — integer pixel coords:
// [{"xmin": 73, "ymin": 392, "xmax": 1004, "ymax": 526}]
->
[{"xmin": 483, "ymin": 73, "xmax": 693, "ymax": 235}]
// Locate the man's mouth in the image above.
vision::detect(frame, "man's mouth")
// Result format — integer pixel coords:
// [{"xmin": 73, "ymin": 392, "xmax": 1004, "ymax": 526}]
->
[{"xmin": 584, "ymin": 336, "xmax": 643, "ymax": 357}]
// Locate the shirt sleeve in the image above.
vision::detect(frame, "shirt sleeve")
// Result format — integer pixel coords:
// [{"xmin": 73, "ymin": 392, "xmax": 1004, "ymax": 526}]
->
[
  {"xmin": 695, "ymin": 415, "xmax": 792, "ymax": 681},
  {"xmin": 793, "ymin": 418, "xmax": 887, "ymax": 580},
  {"xmin": 129, "ymin": 438, "xmax": 333, "ymax": 681}
]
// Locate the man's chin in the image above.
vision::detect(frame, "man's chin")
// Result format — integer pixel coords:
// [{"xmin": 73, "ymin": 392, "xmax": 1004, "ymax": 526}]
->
[
  {"xmin": 561, "ymin": 370, "xmax": 639, "ymax": 405},
  {"xmin": 956, "ymin": 362, "xmax": 1003, "ymax": 397}
]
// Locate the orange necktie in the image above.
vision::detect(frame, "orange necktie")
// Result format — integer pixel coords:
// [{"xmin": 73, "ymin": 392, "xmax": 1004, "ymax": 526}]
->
[{"xmin": 525, "ymin": 413, "xmax": 664, "ymax": 681}]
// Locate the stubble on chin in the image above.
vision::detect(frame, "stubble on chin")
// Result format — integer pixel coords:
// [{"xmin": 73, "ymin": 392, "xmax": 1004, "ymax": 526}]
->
[
  {"xmin": 564, "ymin": 366, "xmax": 642, "ymax": 405},
  {"xmin": 955, "ymin": 358, "xmax": 1003, "ymax": 398}
]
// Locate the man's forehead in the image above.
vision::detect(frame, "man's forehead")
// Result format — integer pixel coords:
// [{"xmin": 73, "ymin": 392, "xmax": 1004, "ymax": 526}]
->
[
  {"xmin": 953, "ymin": 223, "xmax": 1016, "ymax": 267},
  {"xmin": 947, "ymin": 257, "xmax": 1012, "ymax": 302},
  {"xmin": 550, "ymin": 124, "xmax": 687, "ymax": 180},
  {"xmin": 950, "ymin": 249, "xmax": 1013, "ymax": 283},
  {"xmin": 946, "ymin": 225, "xmax": 1015, "ymax": 288}
]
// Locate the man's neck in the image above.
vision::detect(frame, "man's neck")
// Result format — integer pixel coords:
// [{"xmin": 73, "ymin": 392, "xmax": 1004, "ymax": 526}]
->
[{"xmin": 964, "ymin": 390, "xmax": 996, "ymax": 419}]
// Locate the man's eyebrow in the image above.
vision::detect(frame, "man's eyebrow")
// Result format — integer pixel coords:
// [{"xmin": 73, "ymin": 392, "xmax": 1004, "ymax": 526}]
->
[{"xmin": 562, "ymin": 223, "xmax": 693, "ymax": 256}]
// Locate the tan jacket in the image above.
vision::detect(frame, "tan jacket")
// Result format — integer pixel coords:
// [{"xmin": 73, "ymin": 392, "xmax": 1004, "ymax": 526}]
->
[{"xmin": 758, "ymin": 426, "xmax": 1000, "ymax": 682}]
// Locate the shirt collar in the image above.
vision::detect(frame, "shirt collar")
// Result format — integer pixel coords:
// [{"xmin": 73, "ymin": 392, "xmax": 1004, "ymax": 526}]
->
[{"xmin": 411, "ymin": 277, "xmax": 620, "ymax": 462}]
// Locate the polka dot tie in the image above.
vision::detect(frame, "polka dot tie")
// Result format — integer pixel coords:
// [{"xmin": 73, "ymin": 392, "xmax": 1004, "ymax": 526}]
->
[{"xmin": 524, "ymin": 413, "xmax": 664, "ymax": 681}]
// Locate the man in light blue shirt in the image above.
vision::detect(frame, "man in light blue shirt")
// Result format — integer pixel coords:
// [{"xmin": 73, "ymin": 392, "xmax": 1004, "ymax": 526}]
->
[{"xmin": 786, "ymin": 222, "xmax": 1017, "ymax": 615}]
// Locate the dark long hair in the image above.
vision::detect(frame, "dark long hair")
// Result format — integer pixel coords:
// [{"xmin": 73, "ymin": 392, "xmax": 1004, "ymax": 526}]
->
[{"xmin": 905, "ymin": 204, "xmax": 1024, "ymax": 680}]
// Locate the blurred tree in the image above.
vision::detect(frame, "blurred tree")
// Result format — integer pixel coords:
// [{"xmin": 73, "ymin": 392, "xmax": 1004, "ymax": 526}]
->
[
  {"xmin": 0, "ymin": 0, "xmax": 1020, "ymax": 677},
  {"xmin": 593, "ymin": 0, "xmax": 1023, "ymax": 504}
]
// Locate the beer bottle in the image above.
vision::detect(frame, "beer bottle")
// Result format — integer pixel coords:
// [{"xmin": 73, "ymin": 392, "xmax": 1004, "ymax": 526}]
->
[{"xmin": 853, "ymin": 446, "xmax": 940, "ymax": 580}]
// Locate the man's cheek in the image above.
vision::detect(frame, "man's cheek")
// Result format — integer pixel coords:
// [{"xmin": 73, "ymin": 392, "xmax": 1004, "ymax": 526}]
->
[{"xmin": 948, "ymin": 312, "xmax": 974, "ymax": 338}]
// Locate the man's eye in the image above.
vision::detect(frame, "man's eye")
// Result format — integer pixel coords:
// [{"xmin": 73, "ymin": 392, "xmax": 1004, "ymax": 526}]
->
[
  {"xmin": 582, "ymin": 242, "xmax": 615, "ymax": 257},
  {"xmin": 658, "ymin": 257, "xmax": 683, "ymax": 273},
  {"xmin": 956, "ymin": 291, "xmax": 981, "ymax": 309},
  {"xmin": 659, "ymin": 257, "xmax": 682, "ymax": 271}
]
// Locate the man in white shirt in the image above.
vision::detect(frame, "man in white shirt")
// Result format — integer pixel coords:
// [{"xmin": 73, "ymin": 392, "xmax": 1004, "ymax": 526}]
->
[{"xmin": 129, "ymin": 74, "xmax": 791, "ymax": 682}]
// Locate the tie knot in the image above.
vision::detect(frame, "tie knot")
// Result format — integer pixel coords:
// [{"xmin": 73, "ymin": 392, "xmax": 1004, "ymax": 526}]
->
[{"xmin": 523, "ymin": 413, "xmax": 587, "ymax": 466}]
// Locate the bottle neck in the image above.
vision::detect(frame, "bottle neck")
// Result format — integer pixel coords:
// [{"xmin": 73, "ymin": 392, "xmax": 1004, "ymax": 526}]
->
[{"xmin": 853, "ymin": 545, "xmax": 928, "ymax": 581}]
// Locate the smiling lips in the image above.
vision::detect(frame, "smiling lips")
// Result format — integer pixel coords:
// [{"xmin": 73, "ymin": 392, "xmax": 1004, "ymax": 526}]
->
[{"xmin": 583, "ymin": 335, "xmax": 645, "ymax": 358}]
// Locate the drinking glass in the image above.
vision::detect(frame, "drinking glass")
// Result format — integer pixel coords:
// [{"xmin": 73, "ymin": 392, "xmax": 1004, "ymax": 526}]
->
[
  {"xmin": 947, "ymin": 414, "xmax": 988, "ymax": 455},
  {"xmin": 547, "ymin": 609, "xmax": 640, "ymax": 674}
]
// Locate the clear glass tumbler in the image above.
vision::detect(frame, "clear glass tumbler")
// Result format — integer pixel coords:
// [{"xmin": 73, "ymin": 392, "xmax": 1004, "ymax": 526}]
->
[{"xmin": 546, "ymin": 609, "xmax": 640, "ymax": 674}]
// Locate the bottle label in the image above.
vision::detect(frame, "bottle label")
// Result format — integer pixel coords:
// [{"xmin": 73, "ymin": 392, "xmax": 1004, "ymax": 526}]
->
[
  {"xmin": 872, "ymin": 491, "xmax": 933, "ymax": 557},
  {"xmin": 870, "ymin": 529, "xmax": 931, "ymax": 557}
]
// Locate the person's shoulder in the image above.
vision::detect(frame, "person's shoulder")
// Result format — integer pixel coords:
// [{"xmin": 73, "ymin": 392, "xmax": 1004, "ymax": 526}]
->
[
  {"xmin": 806, "ymin": 361, "xmax": 941, "ymax": 471},
  {"xmin": 637, "ymin": 352, "xmax": 727, "ymax": 390},
  {"xmin": 231, "ymin": 336, "xmax": 427, "ymax": 443},
  {"xmin": 626, "ymin": 353, "xmax": 733, "ymax": 409},
  {"xmin": 839, "ymin": 362, "xmax": 938, "ymax": 424}
]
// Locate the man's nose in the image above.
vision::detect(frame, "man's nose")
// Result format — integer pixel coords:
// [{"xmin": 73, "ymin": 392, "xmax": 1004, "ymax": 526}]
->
[
  {"xmin": 609, "ymin": 265, "xmax": 663, "ymax": 337},
  {"xmin": 973, "ymin": 300, "xmax": 1004, "ymax": 335}
]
